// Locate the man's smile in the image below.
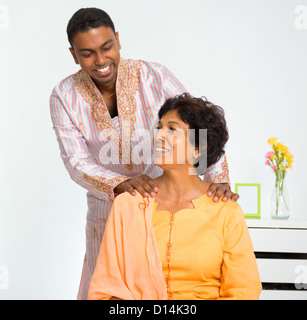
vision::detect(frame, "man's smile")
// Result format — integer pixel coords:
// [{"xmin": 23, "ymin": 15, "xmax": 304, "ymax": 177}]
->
[{"xmin": 94, "ymin": 65, "xmax": 112, "ymax": 77}]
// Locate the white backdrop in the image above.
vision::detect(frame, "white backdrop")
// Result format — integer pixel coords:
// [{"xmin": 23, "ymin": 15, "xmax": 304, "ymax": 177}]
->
[{"xmin": 1, "ymin": 0, "xmax": 306, "ymax": 299}]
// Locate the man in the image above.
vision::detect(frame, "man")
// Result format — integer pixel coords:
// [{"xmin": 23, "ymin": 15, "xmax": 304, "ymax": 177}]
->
[{"xmin": 50, "ymin": 8, "xmax": 238, "ymax": 300}]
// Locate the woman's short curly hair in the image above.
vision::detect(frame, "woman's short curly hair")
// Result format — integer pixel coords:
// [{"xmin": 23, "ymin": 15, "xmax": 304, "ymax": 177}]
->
[{"xmin": 158, "ymin": 93, "xmax": 229, "ymax": 175}]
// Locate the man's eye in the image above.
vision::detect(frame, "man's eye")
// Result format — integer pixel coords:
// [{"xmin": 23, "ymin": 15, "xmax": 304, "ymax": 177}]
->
[
  {"xmin": 103, "ymin": 46, "xmax": 112, "ymax": 51},
  {"xmin": 82, "ymin": 53, "xmax": 92, "ymax": 58}
]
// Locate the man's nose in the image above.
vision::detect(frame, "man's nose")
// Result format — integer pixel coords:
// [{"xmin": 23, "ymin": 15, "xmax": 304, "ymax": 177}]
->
[{"xmin": 95, "ymin": 52, "xmax": 106, "ymax": 66}]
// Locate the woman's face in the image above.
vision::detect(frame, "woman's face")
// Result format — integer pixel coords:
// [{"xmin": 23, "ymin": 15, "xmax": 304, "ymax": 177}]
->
[{"xmin": 153, "ymin": 109, "xmax": 198, "ymax": 169}]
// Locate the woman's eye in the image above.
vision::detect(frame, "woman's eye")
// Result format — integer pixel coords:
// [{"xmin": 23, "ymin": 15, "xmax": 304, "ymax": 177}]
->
[
  {"xmin": 155, "ymin": 126, "xmax": 176, "ymax": 133},
  {"xmin": 167, "ymin": 128, "xmax": 177, "ymax": 134}
]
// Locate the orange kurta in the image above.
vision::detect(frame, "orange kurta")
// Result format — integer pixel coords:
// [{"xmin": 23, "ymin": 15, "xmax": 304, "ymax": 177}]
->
[
  {"xmin": 152, "ymin": 195, "xmax": 262, "ymax": 300},
  {"xmin": 88, "ymin": 192, "xmax": 262, "ymax": 300}
]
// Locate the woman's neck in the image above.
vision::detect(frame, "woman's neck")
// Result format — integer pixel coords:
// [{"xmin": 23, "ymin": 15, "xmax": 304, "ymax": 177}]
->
[{"xmin": 159, "ymin": 169, "xmax": 203, "ymax": 202}]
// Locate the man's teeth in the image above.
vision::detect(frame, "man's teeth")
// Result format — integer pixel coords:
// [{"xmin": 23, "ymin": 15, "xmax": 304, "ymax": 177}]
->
[{"xmin": 97, "ymin": 66, "xmax": 110, "ymax": 73}]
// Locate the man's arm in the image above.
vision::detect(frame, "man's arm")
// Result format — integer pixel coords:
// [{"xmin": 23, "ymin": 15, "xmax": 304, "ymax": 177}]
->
[
  {"xmin": 50, "ymin": 87, "xmax": 130, "ymax": 202},
  {"xmin": 204, "ymin": 154, "xmax": 239, "ymax": 202}
]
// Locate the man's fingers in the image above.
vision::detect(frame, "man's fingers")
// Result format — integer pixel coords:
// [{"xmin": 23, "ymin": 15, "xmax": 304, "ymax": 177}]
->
[
  {"xmin": 141, "ymin": 175, "xmax": 159, "ymax": 193},
  {"xmin": 126, "ymin": 176, "xmax": 156, "ymax": 197},
  {"xmin": 125, "ymin": 179, "xmax": 147, "ymax": 196},
  {"xmin": 133, "ymin": 175, "xmax": 158, "ymax": 197},
  {"xmin": 206, "ymin": 183, "xmax": 217, "ymax": 197},
  {"xmin": 213, "ymin": 187, "xmax": 225, "ymax": 202},
  {"xmin": 207, "ymin": 183, "xmax": 240, "ymax": 202},
  {"xmin": 125, "ymin": 184, "xmax": 137, "ymax": 196},
  {"xmin": 221, "ymin": 189, "xmax": 234, "ymax": 202},
  {"xmin": 230, "ymin": 193, "xmax": 240, "ymax": 202}
]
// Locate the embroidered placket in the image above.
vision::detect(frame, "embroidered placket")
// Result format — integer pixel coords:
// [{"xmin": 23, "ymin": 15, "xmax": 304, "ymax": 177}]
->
[
  {"xmin": 165, "ymin": 212, "xmax": 175, "ymax": 300},
  {"xmin": 73, "ymin": 58, "xmax": 141, "ymax": 172}
]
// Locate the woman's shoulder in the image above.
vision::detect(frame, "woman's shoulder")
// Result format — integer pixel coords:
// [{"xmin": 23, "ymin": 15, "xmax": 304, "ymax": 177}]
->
[
  {"xmin": 113, "ymin": 191, "xmax": 154, "ymax": 211},
  {"xmin": 198, "ymin": 194, "xmax": 240, "ymax": 211},
  {"xmin": 199, "ymin": 195, "xmax": 245, "ymax": 224},
  {"xmin": 216, "ymin": 197, "xmax": 241, "ymax": 211},
  {"xmin": 114, "ymin": 191, "xmax": 143, "ymax": 205},
  {"xmin": 216, "ymin": 198, "xmax": 246, "ymax": 228},
  {"xmin": 111, "ymin": 192, "xmax": 154, "ymax": 226}
]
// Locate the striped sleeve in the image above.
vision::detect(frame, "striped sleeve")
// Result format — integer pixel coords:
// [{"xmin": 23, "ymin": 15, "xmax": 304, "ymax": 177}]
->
[
  {"xmin": 160, "ymin": 65, "xmax": 187, "ymax": 99},
  {"xmin": 203, "ymin": 153, "xmax": 230, "ymax": 185},
  {"xmin": 49, "ymin": 86, "xmax": 129, "ymax": 202}
]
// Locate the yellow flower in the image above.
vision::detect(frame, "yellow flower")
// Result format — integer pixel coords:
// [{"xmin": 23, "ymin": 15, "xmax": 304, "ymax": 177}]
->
[
  {"xmin": 266, "ymin": 137, "xmax": 293, "ymax": 169},
  {"xmin": 274, "ymin": 142, "xmax": 282, "ymax": 151},
  {"xmin": 279, "ymin": 145, "xmax": 288, "ymax": 154},
  {"xmin": 274, "ymin": 142, "xmax": 288, "ymax": 154},
  {"xmin": 268, "ymin": 137, "xmax": 278, "ymax": 145},
  {"xmin": 285, "ymin": 151, "xmax": 294, "ymax": 160},
  {"xmin": 286, "ymin": 156, "xmax": 294, "ymax": 167}
]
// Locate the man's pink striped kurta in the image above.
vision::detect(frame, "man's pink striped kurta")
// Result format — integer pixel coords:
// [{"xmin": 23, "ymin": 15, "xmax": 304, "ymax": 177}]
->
[{"xmin": 50, "ymin": 58, "xmax": 230, "ymax": 300}]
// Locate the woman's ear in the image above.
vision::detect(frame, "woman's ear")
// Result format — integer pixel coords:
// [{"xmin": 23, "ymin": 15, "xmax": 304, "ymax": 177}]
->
[
  {"xmin": 193, "ymin": 151, "xmax": 200, "ymax": 159},
  {"xmin": 194, "ymin": 152, "xmax": 208, "ymax": 176}
]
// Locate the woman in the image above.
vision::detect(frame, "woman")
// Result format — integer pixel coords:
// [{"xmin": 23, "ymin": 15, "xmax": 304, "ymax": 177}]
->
[{"xmin": 88, "ymin": 93, "xmax": 262, "ymax": 300}]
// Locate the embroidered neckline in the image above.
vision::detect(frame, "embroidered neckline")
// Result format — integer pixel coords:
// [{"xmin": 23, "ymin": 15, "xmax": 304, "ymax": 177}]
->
[{"xmin": 72, "ymin": 58, "xmax": 141, "ymax": 171}]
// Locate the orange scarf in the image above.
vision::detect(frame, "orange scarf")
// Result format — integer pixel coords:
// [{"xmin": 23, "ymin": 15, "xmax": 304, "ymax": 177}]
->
[{"xmin": 88, "ymin": 192, "xmax": 167, "ymax": 300}]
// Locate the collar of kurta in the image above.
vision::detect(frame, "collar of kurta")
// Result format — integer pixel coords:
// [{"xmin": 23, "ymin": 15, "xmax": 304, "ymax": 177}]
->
[{"xmin": 72, "ymin": 58, "xmax": 142, "ymax": 170}]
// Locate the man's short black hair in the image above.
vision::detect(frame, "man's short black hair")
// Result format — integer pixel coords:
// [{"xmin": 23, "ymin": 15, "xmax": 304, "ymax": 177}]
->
[{"xmin": 67, "ymin": 8, "xmax": 116, "ymax": 47}]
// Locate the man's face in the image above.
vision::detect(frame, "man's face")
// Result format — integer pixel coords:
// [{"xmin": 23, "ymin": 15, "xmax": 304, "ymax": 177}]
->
[{"xmin": 69, "ymin": 26, "xmax": 121, "ymax": 89}]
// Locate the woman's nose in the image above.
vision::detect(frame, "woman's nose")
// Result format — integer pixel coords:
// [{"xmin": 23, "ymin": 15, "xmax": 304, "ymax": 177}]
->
[
  {"xmin": 154, "ymin": 128, "xmax": 165, "ymax": 141},
  {"xmin": 153, "ymin": 128, "xmax": 164, "ymax": 146}
]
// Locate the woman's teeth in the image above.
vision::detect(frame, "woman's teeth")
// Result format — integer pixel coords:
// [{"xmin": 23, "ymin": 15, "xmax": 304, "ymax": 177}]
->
[{"xmin": 155, "ymin": 148, "xmax": 170, "ymax": 152}]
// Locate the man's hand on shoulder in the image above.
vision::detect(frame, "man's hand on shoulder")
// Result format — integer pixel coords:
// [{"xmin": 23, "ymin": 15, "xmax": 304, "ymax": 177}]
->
[
  {"xmin": 114, "ymin": 174, "xmax": 159, "ymax": 198},
  {"xmin": 206, "ymin": 183, "xmax": 239, "ymax": 202}
]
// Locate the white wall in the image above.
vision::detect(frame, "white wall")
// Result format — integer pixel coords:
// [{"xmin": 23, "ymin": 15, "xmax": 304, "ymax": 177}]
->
[{"xmin": 0, "ymin": 0, "xmax": 306, "ymax": 299}]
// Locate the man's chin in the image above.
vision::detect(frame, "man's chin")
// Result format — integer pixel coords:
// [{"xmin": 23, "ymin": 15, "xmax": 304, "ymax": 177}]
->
[{"xmin": 91, "ymin": 72, "xmax": 117, "ymax": 86}]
